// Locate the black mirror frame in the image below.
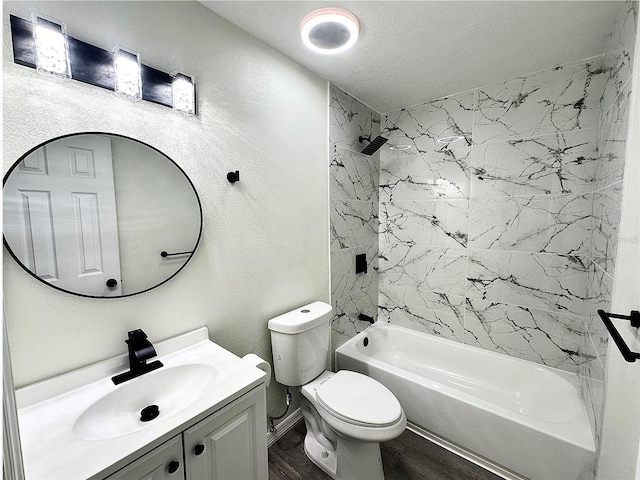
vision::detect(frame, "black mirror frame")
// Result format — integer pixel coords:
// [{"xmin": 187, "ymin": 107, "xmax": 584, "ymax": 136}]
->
[{"xmin": 3, "ymin": 131, "xmax": 204, "ymax": 299}]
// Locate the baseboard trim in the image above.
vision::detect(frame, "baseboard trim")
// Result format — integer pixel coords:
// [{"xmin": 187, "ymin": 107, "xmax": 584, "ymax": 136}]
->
[
  {"xmin": 267, "ymin": 408, "xmax": 303, "ymax": 448},
  {"xmin": 406, "ymin": 422, "xmax": 526, "ymax": 480}
]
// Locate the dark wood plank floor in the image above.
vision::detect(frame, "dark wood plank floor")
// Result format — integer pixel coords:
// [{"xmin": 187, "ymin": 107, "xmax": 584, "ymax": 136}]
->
[{"xmin": 269, "ymin": 421, "xmax": 502, "ymax": 480}]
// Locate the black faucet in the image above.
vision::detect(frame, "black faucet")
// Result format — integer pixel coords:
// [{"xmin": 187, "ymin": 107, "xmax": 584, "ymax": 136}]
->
[{"xmin": 112, "ymin": 329, "xmax": 163, "ymax": 385}]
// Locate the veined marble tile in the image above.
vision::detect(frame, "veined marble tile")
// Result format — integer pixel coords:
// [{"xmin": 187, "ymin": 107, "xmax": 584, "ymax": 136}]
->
[
  {"xmin": 606, "ymin": 1, "xmax": 639, "ymax": 64},
  {"xmin": 579, "ymin": 332, "xmax": 605, "ymax": 413},
  {"xmin": 474, "ymin": 60, "xmax": 603, "ymax": 145},
  {"xmin": 578, "ymin": 316, "xmax": 605, "ymax": 459},
  {"xmin": 579, "ymin": 331, "xmax": 605, "ymax": 386},
  {"xmin": 464, "ymin": 298, "xmax": 586, "ymax": 373},
  {"xmin": 591, "ymin": 182, "xmax": 624, "ymax": 276},
  {"xmin": 382, "ymin": 92, "xmax": 474, "ymax": 155},
  {"xmin": 587, "ymin": 261, "xmax": 613, "ymax": 359},
  {"xmin": 470, "ymin": 129, "xmax": 598, "ymax": 197},
  {"xmin": 380, "ymin": 148, "xmax": 471, "ymax": 201},
  {"xmin": 330, "ymin": 146, "xmax": 379, "ymax": 202},
  {"xmin": 380, "ymin": 199, "xmax": 468, "ymax": 247},
  {"xmin": 331, "ymin": 245, "xmax": 378, "ymax": 303},
  {"xmin": 601, "ymin": 49, "xmax": 633, "ymax": 119},
  {"xmin": 583, "ymin": 371, "xmax": 605, "ymax": 467},
  {"xmin": 331, "ymin": 288, "xmax": 377, "ymax": 351},
  {"xmin": 378, "ymin": 284, "xmax": 466, "ymax": 342},
  {"xmin": 601, "ymin": 77, "xmax": 633, "ymax": 127},
  {"xmin": 596, "ymin": 120, "xmax": 628, "ymax": 188},
  {"xmin": 466, "ymin": 250, "xmax": 589, "ymax": 315},
  {"xmin": 469, "ymin": 194, "xmax": 591, "ymax": 255},
  {"xmin": 379, "ymin": 243, "xmax": 467, "ymax": 297},
  {"xmin": 330, "ymin": 86, "xmax": 381, "ymax": 152},
  {"xmin": 330, "ymin": 199, "xmax": 378, "ymax": 251}
]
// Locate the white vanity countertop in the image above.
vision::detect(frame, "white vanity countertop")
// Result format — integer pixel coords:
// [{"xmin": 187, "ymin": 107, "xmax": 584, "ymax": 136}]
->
[{"xmin": 16, "ymin": 327, "xmax": 266, "ymax": 480}]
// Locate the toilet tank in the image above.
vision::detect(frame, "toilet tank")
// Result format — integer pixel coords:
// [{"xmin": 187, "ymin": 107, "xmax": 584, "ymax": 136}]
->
[{"xmin": 268, "ymin": 301, "xmax": 332, "ymax": 386}]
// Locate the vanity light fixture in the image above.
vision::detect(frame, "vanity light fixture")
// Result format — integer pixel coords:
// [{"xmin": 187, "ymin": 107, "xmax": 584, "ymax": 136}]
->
[
  {"xmin": 171, "ymin": 72, "xmax": 196, "ymax": 116},
  {"xmin": 113, "ymin": 47, "xmax": 142, "ymax": 101},
  {"xmin": 32, "ymin": 14, "xmax": 71, "ymax": 80},
  {"xmin": 300, "ymin": 8, "xmax": 359, "ymax": 54},
  {"xmin": 11, "ymin": 14, "xmax": 197, "ymax": 114}
]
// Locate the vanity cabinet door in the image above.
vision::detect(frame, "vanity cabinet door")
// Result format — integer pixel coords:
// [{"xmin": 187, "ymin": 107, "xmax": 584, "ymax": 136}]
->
[
  {"xmin": 183, "ymin": 387, "xmax": 267, "ymax": 480},
  {"xmin": 105, "ymin": 435, "xmax": 185, "ymax": 480}
]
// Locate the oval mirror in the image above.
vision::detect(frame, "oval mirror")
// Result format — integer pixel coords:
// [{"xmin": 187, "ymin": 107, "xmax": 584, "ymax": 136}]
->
[{"xmin": 3, "ymin": 133, "xmax": 202, "ymax": 298}]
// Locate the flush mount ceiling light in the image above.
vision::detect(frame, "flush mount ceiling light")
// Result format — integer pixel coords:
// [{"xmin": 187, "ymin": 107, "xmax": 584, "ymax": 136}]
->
[{"xmin": 300, "ymin": 8, "xmax": 359, "ymax": 54}]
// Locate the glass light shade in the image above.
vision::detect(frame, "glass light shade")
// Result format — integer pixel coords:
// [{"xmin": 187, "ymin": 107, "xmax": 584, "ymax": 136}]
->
[
  {"xmin": 32, "ymin": 14, "xmax": 71, "ymax": 80},
  {"xmin": 113, "ymin": 47, "xmax": 142, "ymax": 101},
  {"xmin": 300, "ymin": 8, "xmax": 359, "ymax": 54},
  {"xmin": 171, "ymin": 72, "xmax": 195, "ymax": 116}
]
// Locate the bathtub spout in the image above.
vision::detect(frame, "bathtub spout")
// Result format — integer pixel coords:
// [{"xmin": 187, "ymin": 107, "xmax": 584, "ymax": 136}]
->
[{"xmin": 358, "ymin": 313, "xmax": 374, "ymax": 324}]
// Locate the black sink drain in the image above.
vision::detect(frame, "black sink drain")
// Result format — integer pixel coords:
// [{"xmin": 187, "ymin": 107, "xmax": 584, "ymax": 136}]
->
[{"xmin": 140, "ymin": 404, "xmax": 160, "ymax": 422}]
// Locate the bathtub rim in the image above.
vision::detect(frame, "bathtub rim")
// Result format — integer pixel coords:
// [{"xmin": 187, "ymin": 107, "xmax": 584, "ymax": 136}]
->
[{"xmin": 337, "ymin": 322, "xmax": 586, "ymax": 380}]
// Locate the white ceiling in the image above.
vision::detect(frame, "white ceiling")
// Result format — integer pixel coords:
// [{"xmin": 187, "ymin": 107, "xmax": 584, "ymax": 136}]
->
[{"xmin": 201, "ymin": 1, "xmax": 623, "ymax": 113}]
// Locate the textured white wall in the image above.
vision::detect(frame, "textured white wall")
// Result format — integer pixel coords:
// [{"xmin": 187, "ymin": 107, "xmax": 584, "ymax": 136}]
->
[{"xmin": 2, "ymin": 1, "xmax": 330, "ymax": 420}]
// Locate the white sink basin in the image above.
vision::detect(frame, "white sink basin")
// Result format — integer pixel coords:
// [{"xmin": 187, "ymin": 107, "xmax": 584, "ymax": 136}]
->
[
  {"xmin": 16, "ymin": 327, "xmax": 267, "ymax": 480},
  {"xmin": 73, "ymin": 363, "xmax": 217, "ymax": 440}
]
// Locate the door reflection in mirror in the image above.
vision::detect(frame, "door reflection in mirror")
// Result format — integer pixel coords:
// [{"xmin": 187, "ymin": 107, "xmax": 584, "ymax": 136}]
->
[{"xmin": 3, "ymin": 133, "xmax": 202, "ymax": 298}]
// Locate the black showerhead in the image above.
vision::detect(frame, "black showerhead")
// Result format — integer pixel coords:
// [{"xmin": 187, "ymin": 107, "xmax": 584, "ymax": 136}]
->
[{"xmin": 359, "ymin": 135, "xmax": 388, "ymax": 156}]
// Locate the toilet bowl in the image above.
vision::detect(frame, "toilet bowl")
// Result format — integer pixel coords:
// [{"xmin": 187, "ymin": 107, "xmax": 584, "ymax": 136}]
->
[
  {"xmin": 300, "ymin": 371, "xmax": 406, "ymax": 479},
  {"xmin": 268, "ymin": 302, "xmax": 406, "ymax": 480}
]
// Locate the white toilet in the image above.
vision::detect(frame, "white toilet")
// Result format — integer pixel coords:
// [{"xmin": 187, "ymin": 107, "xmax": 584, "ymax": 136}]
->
[{"xmin": 268, "ymin": 301, "xmax": 406, "ymax": 480}]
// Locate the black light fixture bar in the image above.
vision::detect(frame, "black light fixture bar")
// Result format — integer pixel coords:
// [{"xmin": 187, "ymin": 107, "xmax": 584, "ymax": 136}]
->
[{"xmin": 10, "ymin": 14, "xmax": 176, "ymax": 108}]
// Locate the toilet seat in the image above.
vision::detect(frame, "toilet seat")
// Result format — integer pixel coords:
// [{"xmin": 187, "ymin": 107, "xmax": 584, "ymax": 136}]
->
[
  {"xmin": 316, "ymin": 371, "xmax": 403, "ymax": 427},
  {"xmin": 301, "ymin": 370, "xmax": 407, "ymax": 443}
]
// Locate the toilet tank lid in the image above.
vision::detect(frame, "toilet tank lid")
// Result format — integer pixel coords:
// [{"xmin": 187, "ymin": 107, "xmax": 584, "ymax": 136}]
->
[{"xmin": 268, "ymin": 301, "xmax": 332, "ymax": 334}]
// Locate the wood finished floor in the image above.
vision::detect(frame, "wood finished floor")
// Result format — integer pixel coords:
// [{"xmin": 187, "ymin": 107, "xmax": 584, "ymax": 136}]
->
[{"xmin": 268, "ymin": 421, "xmax": 502, "ymax": 480}]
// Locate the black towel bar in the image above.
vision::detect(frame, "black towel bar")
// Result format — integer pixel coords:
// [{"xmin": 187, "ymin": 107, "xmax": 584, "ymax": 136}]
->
[
  {"xmin": 160, "ymin": 250, "xmax": 193, "ymax": 258},
  {"xmin": 597, "ymin": 310, "xmax": 640, "ymax": 363}
]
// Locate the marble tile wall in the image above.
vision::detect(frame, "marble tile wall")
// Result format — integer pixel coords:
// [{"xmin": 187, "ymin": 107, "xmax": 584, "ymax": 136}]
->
[
  {"xmin": 380, "ymin": 57, "xmax": 604, "ymax": 375},
  {"xmin": 329, "ymin": 86, "xmax": 381, "ymax": 352},
  {"xmin": 582, "ymin": 0, "xmax": 638, "ymax": 469},
  {"xmin": 328, "ymin": 3, "xmax": 636, "ymax": 469},
  {"xmin": 377, "ymin": 3, "xmax": 638, "ymax": 472}
]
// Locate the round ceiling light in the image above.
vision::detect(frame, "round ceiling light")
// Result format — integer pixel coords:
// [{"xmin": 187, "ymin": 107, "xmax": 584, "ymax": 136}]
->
[{"xmin": 300, "ymin": 8, "xmax": 359, "ymax": 54}]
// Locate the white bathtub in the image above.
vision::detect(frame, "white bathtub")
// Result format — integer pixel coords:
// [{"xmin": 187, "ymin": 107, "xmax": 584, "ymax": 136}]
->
[{"xmin": 335, "ymin": 323, "xmax": 594, "ymax": 480}]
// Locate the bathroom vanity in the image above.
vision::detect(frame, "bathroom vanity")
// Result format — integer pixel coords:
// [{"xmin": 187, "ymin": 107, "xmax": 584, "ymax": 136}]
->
[
  {"xmin": 104, "ymin": 388, "xmax": 265, "ymax": 480},
  {"xmin": 15, "ymin": 328, "xmax": 268, "ymax": 480}
]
